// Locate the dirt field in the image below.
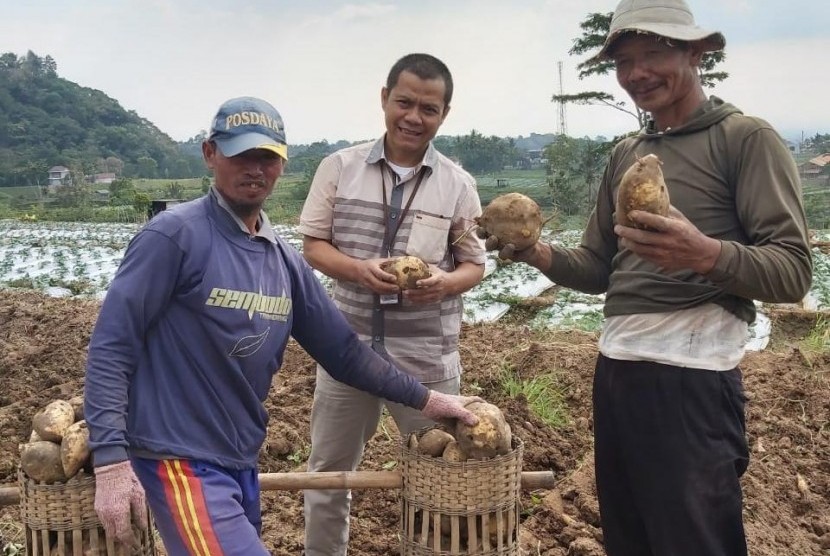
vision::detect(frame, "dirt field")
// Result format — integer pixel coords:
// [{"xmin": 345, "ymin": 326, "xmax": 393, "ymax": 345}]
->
[{"xmin": 0, "ymin": 289, "xmax": 827, "ymax": 555}]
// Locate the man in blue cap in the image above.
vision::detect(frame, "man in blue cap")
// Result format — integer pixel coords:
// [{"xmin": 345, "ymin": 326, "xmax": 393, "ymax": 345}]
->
[{"xmin": 83, "ymin": 96, "xmax": 480, "ymax": 556}]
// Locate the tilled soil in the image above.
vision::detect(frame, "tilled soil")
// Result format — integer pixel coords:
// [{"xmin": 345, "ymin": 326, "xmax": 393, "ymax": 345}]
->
[{"xmin": 0, "ymin": 290, "xmax": 827, "ymax": 555}]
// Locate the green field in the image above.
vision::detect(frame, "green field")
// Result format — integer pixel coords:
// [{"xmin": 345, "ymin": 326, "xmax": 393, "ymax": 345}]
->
[
  {"xmin": 0, "ymin": 168, "xmax": 827, "ymax": 231},
  {"xmin": 0, "ymin": 174, "xmax": 310, "ymax": 224},
  {"xmin": 0, "ymin": 170, "xmax": 556, "ymax": 225}
]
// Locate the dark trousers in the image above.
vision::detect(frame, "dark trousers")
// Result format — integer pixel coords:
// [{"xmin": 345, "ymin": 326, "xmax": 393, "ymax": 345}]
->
[{"xmin": 593, "ymin": 355, "xmax": 749, "ymax": 556}]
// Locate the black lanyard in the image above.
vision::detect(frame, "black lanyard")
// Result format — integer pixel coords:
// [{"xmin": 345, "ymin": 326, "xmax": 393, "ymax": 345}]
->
[{"xmin": 380, "ymin": 161, "xmax": 427, "ymax": 257}]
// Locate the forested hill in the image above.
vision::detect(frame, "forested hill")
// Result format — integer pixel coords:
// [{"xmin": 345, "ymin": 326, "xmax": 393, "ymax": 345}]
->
[
  {"xmin": 0, "ymin": 51, "xmax": 203, "ymax": 187},
  {"xmin": 0, "ymin": 51, "xmax": 569, "ymax": 188}
]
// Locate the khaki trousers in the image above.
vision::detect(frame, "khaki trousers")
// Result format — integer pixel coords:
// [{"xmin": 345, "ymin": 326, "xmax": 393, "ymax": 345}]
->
[{"xmin": 303, "ymin": 365, "xmax": 459, "ymax": 556}]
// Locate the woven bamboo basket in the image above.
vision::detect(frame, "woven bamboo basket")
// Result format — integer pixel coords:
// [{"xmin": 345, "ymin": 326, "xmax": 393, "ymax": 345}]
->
[
  {"xmin": 18, "ymin": 469, "xmax": 156, "ymax": 556},
  {"xmin": 399, "ymin": 427, "xmax": 523, "ymax": 555}
]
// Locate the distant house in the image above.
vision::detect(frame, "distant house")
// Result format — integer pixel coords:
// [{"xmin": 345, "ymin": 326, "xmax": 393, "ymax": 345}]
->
[
  {"xmin": 92, "ymin": 173, "xmax": 117, "ymax": 185},
  {"xmin": 522, "ymin": 149, "xmax": 548, "ymax": 169},
  {"xmin": 47, "ymin": 166, "xmax": 70, "ymax": 187},
  {"xmin": 513, "ymin": 150, "xmax": 546, "ymax": 171},
  {"xmin": 799, "ymin": 153, "xmax": 830, "ymax": 179}
]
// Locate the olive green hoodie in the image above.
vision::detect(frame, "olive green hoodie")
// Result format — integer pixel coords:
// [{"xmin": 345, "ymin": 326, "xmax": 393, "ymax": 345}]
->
[{"xmin": 544, "ymin": 97, "xmax": 812, "ymax": 323}]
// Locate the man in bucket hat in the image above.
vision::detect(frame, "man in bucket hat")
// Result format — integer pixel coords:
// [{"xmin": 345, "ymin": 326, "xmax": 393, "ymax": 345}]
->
[
  {"xmin": 83, "ymin": 96, "xmax": 481, "ymax": 555},
  {"xmin": 503, "ymin": 1, "xmax": 812, "ymax": 554}
]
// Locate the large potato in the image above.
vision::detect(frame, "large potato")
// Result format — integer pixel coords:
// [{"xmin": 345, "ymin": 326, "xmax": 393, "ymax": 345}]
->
[
  {"xmin": 68, "ymin": 395, "xmax": 84, "ymax": 422},
  {"xmin": 380, "ymin": 256, "xmax": 431, "ymax": 289},
  {"xmin": 454, "ymin": 401, "xmax": 512, "ymax": 460},
  {"xmin": 475, "ymin": 193, "xmax": 543, "ymax": 258},
  {"xmin": 615, "ymin": 153, "xmax": 670, "ymax": 229},
  {"xmin": 32, "ymin": 400, "xmax": 75, "ymax": 443},
  {"xmin": 441, "ymin": 440, "xmax": 467, "ymax": 462},
  {"xmin": 20, "ymin": 440, "xmax": 67, "ymax": 483},
  {"xmin": 417, "ymin": 428, "xmax": 455, "ymax": 457},
  {"xmin": 61, "ymin": 420, "xmax": 90, "ymax": 479}
]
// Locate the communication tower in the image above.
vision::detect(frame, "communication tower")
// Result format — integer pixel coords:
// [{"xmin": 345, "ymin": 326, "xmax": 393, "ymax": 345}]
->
[{"xmin": 556, "ymin": 61, "xmax": 568, "ymax": 136}]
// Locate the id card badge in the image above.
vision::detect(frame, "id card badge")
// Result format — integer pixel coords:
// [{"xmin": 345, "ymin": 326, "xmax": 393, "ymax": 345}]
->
[{"xmin": 379, "ymin": 293, "xmax": 401, "ymax": 305}]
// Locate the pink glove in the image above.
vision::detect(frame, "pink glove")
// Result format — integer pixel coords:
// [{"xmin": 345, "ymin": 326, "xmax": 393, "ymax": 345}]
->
[
  {"xmin": 94, "ymin": 461, "xmax": 148, "ymax": 547},
  {"xmin": 422, "ymin": 391, "xmax": 481, "ymax": 426}
]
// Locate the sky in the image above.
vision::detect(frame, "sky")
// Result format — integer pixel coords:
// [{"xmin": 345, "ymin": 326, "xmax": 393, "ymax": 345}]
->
[{"xmin": 2, "ymin": 0, "xmax": 828, "ymax": 146}]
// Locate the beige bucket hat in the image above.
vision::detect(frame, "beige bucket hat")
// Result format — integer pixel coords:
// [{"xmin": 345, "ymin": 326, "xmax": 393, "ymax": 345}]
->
[{"xmin": 591, "ymin": 0, "xmax": 725, "ymax": 63}]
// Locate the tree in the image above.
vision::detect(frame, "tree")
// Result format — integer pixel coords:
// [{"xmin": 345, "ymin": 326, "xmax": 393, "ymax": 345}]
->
[
  {"xmin": 553, "ymin": 12, "xmax": 729, "ymax": 130},
  {"xmin": 42, "ymin": 55, "xmax": 57, "ymax": 77},
  {"xmin": 20, "ymin": 50, "xmax": 43, "ymax": 77},
  {"xmin": 0, "ymin": 53, "xmax": 18, "ymax": 70},
  {"xmin": 136, "ymin": 156, "xmax": 158, "ymax": 178},
  {"xmin": 454, "ymin": 131, "xmax": 517, "ymax": 174},
  {"xmin": 109, "ymin": 177, "xmax": 135, "ymax": 205},
  {"xmin": 12, "ymin": 159, "xmax": 48, "ymax": 187},
  {"xmin": 432, "ymin": 136, "xmax": 456, "ymax": 158},
  {"xmin": 288, "ymin": 140, "xmax": 333, "ymax": 177},
  {"xmin": 545, "ymin": 136, "xmax": 610, "ymax": 216},
  {"xmin": 54, "ymin": 181, "xmax": 91, "ymax": 208},
  {"xmin": 100, "ymin": 156, "xmax": 124, "ymax": 176},
  {"xmin": 133, "ymin": 192, "xmax": 151, "ymax": 218},
  {"xmin": 804, "ymin": 134, "xmax": 830, "ymax": 154},
  {"xmin": 287, "ymin": 154, "xmax": 325, "ymax": 201}
]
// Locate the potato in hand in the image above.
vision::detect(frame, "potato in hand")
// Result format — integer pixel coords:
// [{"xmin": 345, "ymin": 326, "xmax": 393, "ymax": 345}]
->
[
  {"xmin": 475, "ymin": 193, "xmax": 543, "ymax": 259},
  {"xmin": 454, "ymin": 401, "xmax": 512, "ymax": 460},
  {"xmin": 616, "ymin": 153, "xmax": 670, "ymax": 229},
  {"xmin": 380, "ymin": 256, "xmax": 431, "ymax": 289}
]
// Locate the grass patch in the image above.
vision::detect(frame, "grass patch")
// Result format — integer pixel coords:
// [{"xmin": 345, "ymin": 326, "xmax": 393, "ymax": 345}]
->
[
  {"xmin": 500, "ymin": 369, "xmax": 569, "ymax": 428},
  {"xmin": 286, "ymin": 445, "xmax": 310, "ymax": 466},
  {"xmin": 799, "ymin": 315, "xmax": 829, "ymax": 369}
]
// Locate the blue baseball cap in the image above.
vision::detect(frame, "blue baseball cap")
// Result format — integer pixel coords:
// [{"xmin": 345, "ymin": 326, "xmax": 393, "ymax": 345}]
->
[{"xmin": 208, "ymin": 96, "xmax": 288, "ymax": 159}]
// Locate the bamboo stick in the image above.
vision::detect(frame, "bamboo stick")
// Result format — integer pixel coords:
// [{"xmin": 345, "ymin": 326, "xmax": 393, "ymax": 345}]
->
[{"xmin": 0, "ymin": 470, "xmax": 554, "ymax": 507}]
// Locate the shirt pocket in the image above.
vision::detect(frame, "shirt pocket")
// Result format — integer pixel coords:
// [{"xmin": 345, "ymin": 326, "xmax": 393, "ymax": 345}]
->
[{"xmin": 405, "ymin": 213, "xmax": 451, "ymax": 264}]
